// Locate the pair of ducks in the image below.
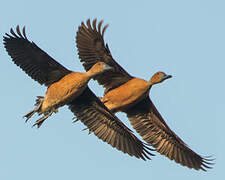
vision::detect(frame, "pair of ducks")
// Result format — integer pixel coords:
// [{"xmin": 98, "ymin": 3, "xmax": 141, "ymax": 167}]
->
[{"xmin": 4, "ymin": 19, "xmax": 213, "ymax": 171}]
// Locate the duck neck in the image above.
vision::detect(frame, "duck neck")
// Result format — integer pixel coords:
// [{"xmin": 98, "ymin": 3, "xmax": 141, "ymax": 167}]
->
[
  {"xmin": 86, "ymin": 69, "xmax": 99, "ymax": 80},
  {"xmin": 147, "ymin": 79, "xmax": 154, "ymax": 88}
]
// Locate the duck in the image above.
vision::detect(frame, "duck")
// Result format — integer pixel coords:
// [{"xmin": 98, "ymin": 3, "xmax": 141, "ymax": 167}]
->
[
  {"xmin": 3, "ymin": 25, "xmax": 154, "ymax": 160},
  {"xmin": 75, "ymin": 19, "xmax": 213, "ymax": 171}
]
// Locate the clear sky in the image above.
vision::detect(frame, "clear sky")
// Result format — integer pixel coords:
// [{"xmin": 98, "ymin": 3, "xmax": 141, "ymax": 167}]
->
[{"xmin": 1, "ymin": 0, "xmax": 223, "ymax": 179}]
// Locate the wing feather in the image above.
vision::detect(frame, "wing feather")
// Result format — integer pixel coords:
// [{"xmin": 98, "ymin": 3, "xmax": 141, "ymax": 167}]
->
[
  {"xmin": 76, "ymin": 19, "xmax": 133, "ymax": 93},
  {"xmin": 126, "ymin": 97, "xmax": 213, "ymax": 171},
  {"xmin": 4, "ymin": 25, "xmax": 71, "ymax": 86},
  {"xmin": 68, "ymin": 88, "xmax": 154, "ymax": 160}
]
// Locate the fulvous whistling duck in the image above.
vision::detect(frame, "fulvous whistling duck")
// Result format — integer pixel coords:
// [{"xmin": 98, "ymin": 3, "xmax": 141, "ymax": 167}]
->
[
  {"xmin": 75, "ymin": 19, "xmax": 213, "ymax": 171},
  {"xmin": 3, "ymin": 26, "xmax": 155, "ymax": 160}
]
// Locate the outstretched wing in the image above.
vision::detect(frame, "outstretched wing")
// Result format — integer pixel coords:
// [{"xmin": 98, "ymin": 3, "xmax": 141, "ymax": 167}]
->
[
  {"xmin": 76, "ymin": 19, "xmax": 133, "ymax": 93},
  {"xmin": 68, "ymin": 87, "xmax": 154, "ymax": 160},
  {"xmin": 4, "ymin": 25, "xmax": 71, "ymax": 86},
  {"xmin": 125, "ymin": 97, "xmax": 213, "ymax": 170}
]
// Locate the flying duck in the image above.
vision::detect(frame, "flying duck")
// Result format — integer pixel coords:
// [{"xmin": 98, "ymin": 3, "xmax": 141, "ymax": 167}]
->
[
  {"xmin": 75, "ymin": 19, "xmax": 213, "ymax": 170},
  {"xmin": 3, "ymin": 26, "xmax": 154, "ymax": 160}
]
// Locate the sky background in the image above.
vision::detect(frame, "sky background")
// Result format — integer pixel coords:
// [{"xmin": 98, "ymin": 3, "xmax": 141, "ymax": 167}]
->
[{"xmin": 0, "ymin": 0, "xmax": 223, "ymax": 179}]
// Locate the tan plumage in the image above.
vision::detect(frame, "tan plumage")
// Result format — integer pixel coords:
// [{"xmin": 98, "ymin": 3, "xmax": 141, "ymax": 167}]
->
[
  {"xmin": 76, "ymin": 19, "xmax": 213, "ymax": 171},
  {"xmin": 3, "ymin": 26, "xmax": 154, "ymax": 160}
]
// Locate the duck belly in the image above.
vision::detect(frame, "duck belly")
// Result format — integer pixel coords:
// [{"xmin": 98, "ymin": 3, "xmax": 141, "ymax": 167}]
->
[
  {"xmin": 41, "ymin": 72, "xmax": 88, "ymax": 113},
  {"xmin": 102, "ymin": 78, "xmax": 149, "ymax": 112}
]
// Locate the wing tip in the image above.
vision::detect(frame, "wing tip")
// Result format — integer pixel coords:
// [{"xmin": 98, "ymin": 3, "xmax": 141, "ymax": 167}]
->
[
  {"xmin": 78, "ymin": 18, "xmax": 109, "ymax": 38},
  {"xmin": 4, "ymin": 25, "xmax": 28, "ymax": 41},
  {"xmin": 199, "ymin": 155, "xmax": 215, "ymax": 171}
]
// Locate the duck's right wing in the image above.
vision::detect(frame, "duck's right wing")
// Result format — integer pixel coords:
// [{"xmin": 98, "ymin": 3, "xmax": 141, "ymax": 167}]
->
[
  {"xmin": 68, "ymin": 87, "xmax": 154, "ymax": 160},
  {"xmin": 76, "ymin": 19, "xmax": 133, "ymax": 93},
  {"xmin": 125, "ymin": 97, "xmax": 213, "ymax": 170}
]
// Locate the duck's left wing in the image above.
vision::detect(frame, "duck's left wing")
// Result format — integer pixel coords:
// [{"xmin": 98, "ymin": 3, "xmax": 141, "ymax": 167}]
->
[
  {"xmin": 4, "ymin": 26, "xmax": 71, "ymax": 86},
  {"xmin": 68, "ymin": 87, "xmax": 154, "ymax": 160},
  {"xmin": 125, "ymin": 97, "xmax": 213, "ymax": 170},
  {"xmin": 76, "ymin": 19, "xmax": 133, "ymax": 93}
]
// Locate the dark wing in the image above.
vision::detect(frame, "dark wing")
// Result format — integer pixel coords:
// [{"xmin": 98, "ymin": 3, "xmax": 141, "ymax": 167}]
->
[
  {"xmin": 68, "ymin": 87, "xmax": 154, "ymax": 160},
  {"xmin": 125, "ymin": 97, "xmax": 213, "ymax": 170},
  {"xmin": 3, "ymin": 25, "xmax": 71, "ymax": 86},
  {"xmin": 76, "ymin": 19, "xmax": 133, "ymax": 93}
]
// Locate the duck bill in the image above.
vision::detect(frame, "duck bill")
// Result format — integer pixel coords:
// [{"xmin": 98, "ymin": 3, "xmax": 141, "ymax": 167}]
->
[
  {"xmin": 103, "ymin": 63, "xmax": 114, "ymax": 71},
  {"xmin": 164, "ymin": 74, "xmax": 172, "ymax": 80}
]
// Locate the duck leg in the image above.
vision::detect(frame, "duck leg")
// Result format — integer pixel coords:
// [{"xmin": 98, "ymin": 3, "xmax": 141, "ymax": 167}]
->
[
  {"xmin": 32, "ymin": 107, "xmax": 58, "ymax": 128},
  {"xmin": 24, "ymin": 96, "xmax": 44, "ymax": 122},
  {"xmin": 32, "ymin": 111, "xmax": 53, "ymax": 128}
]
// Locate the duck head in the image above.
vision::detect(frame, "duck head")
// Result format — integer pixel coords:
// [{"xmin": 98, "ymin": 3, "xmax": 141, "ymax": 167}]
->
[
  {"xmin": 149, "ymin": 71, "xmax": 172, "ymax": 85},
  {"xmin": 87, "ymin": 61, "xmax": 113, "ymax": 77}
]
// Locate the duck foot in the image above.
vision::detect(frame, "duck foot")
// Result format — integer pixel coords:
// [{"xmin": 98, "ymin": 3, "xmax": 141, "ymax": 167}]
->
[
  {"xmin": 32, "ymin": 111, "xmax": 53, "ymax": 128},
  {"xmin": 24, "ymin": 96, "xmax": 44, "ymax": 122}
]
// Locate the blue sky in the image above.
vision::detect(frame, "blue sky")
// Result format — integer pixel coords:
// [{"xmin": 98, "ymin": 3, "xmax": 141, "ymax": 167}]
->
[{"xmin": 1, "ymin": 0, "xmax": 223, "ymax": 179}]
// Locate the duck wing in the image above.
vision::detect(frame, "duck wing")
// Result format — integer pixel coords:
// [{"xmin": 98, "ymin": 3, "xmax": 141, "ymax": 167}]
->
[
  {"xmin": 68, "ymin": 87, "xmax": 154, "ymax": 160},
  {"xmin": 125, "ymin": 97, "xmax": 213, "ymax": 170},
  {"xmin": 76, "ymin": 19, "xmax": 133, "ymax": 93},
  {"xmin": 4, "ymin": 26, "xmax": 71, "ymax": 86}
]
